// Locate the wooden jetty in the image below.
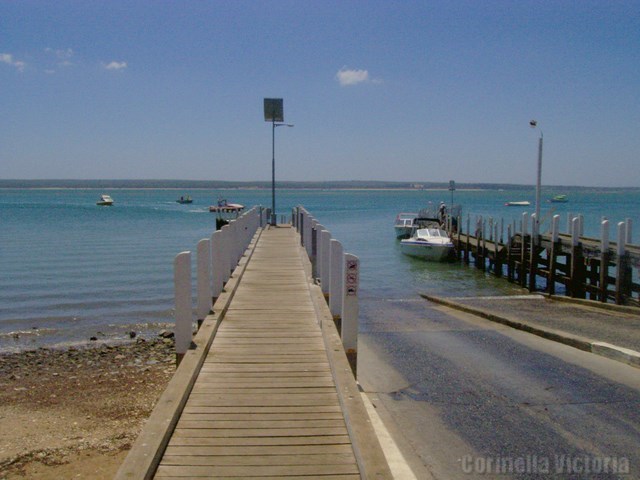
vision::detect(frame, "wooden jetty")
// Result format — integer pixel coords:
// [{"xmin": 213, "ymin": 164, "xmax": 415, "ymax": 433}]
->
[
  {"xmin": 447, "ymin": 213, "xmax": 639, "ymax": 307},
  {"xmin": 116, "ymin": 209, "xmax": 391, "ymax": 479}
]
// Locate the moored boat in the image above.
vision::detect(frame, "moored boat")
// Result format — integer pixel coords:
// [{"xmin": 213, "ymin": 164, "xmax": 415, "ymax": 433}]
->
[
  {"xmin": 400, "ymin": 226, "xmax": 454, "ymax": 261},
  {"xmin": 394, "ymin": 212, "xmax": 418, "ymax": 239},
  {"xmin": 505, "ymin": 201, "xmax": 531, "ymax": 207},
  {"xmin": 96, "ymin": 194, "xmax": 114, "ymax": 206},
  {"xmin": 176, "ymin": 195, "xmax": 193, "ymax": 204}
]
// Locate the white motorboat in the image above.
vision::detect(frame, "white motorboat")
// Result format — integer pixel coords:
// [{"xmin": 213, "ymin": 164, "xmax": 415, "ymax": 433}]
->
[
  {"xmin": 96, "ymin": 194, "xmax": 114, "ymax": 206},
  {"xmin": 394, "ymin": 212, "xmax": 417, "ymax": 239},
  {"xmin": 400, "ymin": 226, "xmax": 454, "ymax": 261},
  {"xmin": 210, "ymin": 197, "xmax": 245, "ymax": 230},
  {"xmin": 209, "ymin": 197, "xmax": 244, "ymax": 214},
  {"xmin": 504, "ymin": 201, "xmax": 530, "ymax": 207}
]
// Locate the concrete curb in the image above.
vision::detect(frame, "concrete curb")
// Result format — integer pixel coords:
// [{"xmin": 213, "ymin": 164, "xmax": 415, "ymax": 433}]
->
[
  {"xmin": 544, "ymin": 294, "xmax": 640, "ymax": 315},
  {"xmin": 421, "ymin": 294, "xmax": 640, "ymax": 370}
]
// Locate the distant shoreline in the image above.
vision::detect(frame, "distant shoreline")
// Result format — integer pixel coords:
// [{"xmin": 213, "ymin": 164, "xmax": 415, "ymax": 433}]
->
[{"xmin": 1, "ymin": 180, "xmax": 638, "ymax": 192}]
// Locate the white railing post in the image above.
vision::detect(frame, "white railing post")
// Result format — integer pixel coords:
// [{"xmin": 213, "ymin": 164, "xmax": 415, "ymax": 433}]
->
[
  {"xmin": 551, "ymin": 214, "xmax": 560, "ymax": 243},
  {"xmin": 329, "ymin": 239, "xmax": 344, "ymax": 319},
  {"xmin": 211, "ymin": 230, "xmax": 224, "ymax": 299},
  {"xmin": 601, "ymin": 220, "xmax": 610, "ymax": 252},
  {"xmin": 299, "ymin": 210, "xmax": 306, "ymax": 246},
  {"xmin": 304, "ymin": 216, "xmax": 314, "ymax": 258},
  {"xmin": 313, "ymin": 222, "xmax": 323, "ymax": 279},
  {"xmin": 229, "ymin": 220, "xmax": 240, "ymax": 264},
  {"xmin": 616, "ymin": 221, "xmax": 627, "ymax": 305},
  {"xmin": 530, "ymin": 213, "xmax": 537, "ymax": 239},
  {"xmin": 342, "ymin": 253, "xmax": 359, "ymax": 373},
  {"xmin": 320, "ymin": 229, "xmax": 332, "ymax": 296},
  {"xmin": 220, "ymin": 224, "xmax": 232, "ymax": 283},
  {"xmin": 578, "ymin": 214, "xmax": 584, "ymax": 237},
  {"xmin": 174, "ymin": 251, "xmax": 192, "ymax": 364},
  {"xmin": 196, "ymin": 238, "xmax": 211, "ymax": 323},
  {"xmin": 617, "ymin": 222, "xmax": 627, "ymax": 257},
  {"xmin": 571, "ymin": 217, "xmax": 580, "ymax": 246}
]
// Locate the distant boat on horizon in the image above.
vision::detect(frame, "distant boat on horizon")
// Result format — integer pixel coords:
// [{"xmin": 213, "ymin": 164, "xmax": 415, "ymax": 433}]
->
[{"xmin": 96, "ymin": 194, "xmax": 114, "ymax": 206}]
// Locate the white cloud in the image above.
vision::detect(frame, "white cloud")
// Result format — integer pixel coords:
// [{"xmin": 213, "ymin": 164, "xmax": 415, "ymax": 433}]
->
[
  {"xmin": 104, "ymin": 61, "xmax": 127, "ymax": 71},
  {"xmin": 1, "ymin": 53, "xmax": 26, "ymax": 72},
  {"xmin": 336, "ymin": 67, "xmax": 370, "ymax": 86}
]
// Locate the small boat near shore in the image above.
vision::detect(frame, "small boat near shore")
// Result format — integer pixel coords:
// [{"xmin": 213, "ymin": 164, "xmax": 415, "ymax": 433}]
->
[
  {"xmin": 176, "ymin": 195, "xmax": 193, "ymax": 204},
  {"xmin": 394, "ymin": 212, "xmax": 418, "ymax": 239},
  {"xmin": 399, "ymin": 212, "xmax": 454, "ymax": 261},
  {"xmin": 400, "ymin": 226, "xmax": 454, "ymax": 261},
  {"xmin": 505, "ymin": 201, "xmax": 530, "ymax": 207},
  {"xmin": 96, "ymin": 194, "xmax": 114, "ymax": 206}
]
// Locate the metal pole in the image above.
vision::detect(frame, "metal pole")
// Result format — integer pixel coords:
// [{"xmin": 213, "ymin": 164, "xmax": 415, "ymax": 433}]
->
[
  {"xmin": 271, "ymin": 119, "xmax": 276, "ymax": 226},
  {"xmin": 535, "ymin": 132, "xmax": 543, "ymax": 234}
]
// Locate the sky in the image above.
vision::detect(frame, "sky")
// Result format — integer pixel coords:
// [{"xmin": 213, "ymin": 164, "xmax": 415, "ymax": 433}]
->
[{"xmin": 2, "ymin": 1, "xmax": 639, "ymax": 187}]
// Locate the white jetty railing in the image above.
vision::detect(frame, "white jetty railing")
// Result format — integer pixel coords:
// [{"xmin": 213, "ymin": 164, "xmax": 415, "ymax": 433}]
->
[
  {"xmin": 173, "ymin": 206, "xmax": 265, "ymax": 364},
  {"xmin": 294, "ymin": 206, "xmax": 360, "ymax": 373}
]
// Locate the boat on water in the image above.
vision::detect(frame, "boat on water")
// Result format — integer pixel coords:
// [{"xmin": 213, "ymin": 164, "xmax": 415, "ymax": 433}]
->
[
  {"xmin": 96, "ymin": 194, "xmax": 114, "ymax": 206},
  {"xmin": 550, "ymin": 194, "xmax": 568, "ymax": 203},
  {"xmin": 176, "ymin": 195, "xmax": 193, "ymax": 204},
  {"xmin": 209, "ymin": 198, "xmax": 244, "ymax": 214},
  {"xmin": 394, "ymin": 212, "xmax": 418, "ymax": 239},
  {"xmin": 210, "ymin": 197, "xmax": 245, "ymax": 229},
  {"xmin": 400, "ymin": 225, "xmax": 454, "ymax": 261},
  {"xmin": 505, "ymin": 201, "xmax": 531, "ymax": 207},
  {"xmin": 399, "ymin": 212, "xmax": 454, "ymax": 261}
]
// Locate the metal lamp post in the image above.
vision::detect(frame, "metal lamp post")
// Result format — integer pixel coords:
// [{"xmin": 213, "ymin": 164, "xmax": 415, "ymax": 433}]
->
[
  {"xmin": 529, "ymin": 120, "xmax": 543, "ymax": 237},
  {"xmin": 271, "ymin": 121, "xmax": 293, "ymax": 225},
  {"xmin": 264, "ymin": 98, "xmax": 293, "ymax": 226}
]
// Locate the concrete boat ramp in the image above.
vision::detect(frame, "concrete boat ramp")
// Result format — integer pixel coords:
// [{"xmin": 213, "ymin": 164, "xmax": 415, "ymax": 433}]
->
[{"xmin": 423, "ymin": 293, "xmax": 640, "ymax": 368}]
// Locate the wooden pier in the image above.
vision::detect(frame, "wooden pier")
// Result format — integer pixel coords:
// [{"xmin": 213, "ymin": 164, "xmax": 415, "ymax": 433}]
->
[
  {"xmin": 116, "ymin": 222, "xmax": 391, "ymax": 479},
  {"xmin": 448, "ymin": 213, "xmax": 639, "ymax": 307}
]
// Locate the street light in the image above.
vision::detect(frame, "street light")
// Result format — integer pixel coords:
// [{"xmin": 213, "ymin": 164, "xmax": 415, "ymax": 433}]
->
[
  {"xmin": 264, "ymin": 98, "xmax": 293, "ymax": 226},
  {"xmin": 529, "ymin": 120, "xmax": 543, "ymax": 237},
  {"xmin": 271, "ymin": 122, "xmax": 294, "ymax": 225}
]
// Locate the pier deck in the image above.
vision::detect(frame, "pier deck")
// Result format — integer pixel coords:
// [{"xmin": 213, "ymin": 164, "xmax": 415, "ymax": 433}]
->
[{"xmin": 117, "ymin": 226, "xmax": 390, "ymax": 479}]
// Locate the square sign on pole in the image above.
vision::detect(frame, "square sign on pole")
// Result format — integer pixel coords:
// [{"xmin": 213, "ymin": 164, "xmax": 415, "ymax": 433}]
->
[{"xmin": 264, "ymin": 98, "xmax": 284, "ymax": 122}]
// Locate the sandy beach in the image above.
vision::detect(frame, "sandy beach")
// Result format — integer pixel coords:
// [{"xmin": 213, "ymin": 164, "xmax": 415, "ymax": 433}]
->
[{"xmin": 0, "ymin": 338, "xmax": 176, "ymax": 479}]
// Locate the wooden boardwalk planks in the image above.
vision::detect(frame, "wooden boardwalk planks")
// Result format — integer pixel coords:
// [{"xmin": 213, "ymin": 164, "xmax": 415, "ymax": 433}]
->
[{"xmin": 154, "ymin": 227, "xmax": 361, "ymax": 479}]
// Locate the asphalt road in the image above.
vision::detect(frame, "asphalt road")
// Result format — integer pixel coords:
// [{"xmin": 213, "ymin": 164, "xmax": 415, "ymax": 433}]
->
[{"xmin": 357, "ymin": 296, "xmax": 640, "ymax": 479}]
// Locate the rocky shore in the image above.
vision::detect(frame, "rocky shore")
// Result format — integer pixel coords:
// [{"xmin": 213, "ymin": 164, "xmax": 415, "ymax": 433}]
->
[{"xmin": 0, "ymin": 336, "xmax": 176, "ymax": 479}]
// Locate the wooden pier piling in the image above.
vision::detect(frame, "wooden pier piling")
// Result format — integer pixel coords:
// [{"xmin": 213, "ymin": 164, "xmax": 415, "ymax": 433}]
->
[{"xmin": 447, "ymin": 211, "xmax": 639, "ymax": 307}]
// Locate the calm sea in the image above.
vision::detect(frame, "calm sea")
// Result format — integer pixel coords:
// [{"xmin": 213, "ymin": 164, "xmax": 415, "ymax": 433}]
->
[{"xmin": 1, "ymin": 187, "xmax": 638, "ymax": 352}]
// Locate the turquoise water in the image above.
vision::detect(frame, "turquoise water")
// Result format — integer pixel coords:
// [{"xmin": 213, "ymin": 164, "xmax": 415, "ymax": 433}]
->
[{"xmin": 1, "ymin": 187, "xmax": 638, "ymax": 352}]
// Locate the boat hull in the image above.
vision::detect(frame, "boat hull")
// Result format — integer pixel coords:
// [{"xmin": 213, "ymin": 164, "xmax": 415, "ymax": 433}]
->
[{"xmin": 400, "ymin": 241, "xmax": 453, "ymax": 261}]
